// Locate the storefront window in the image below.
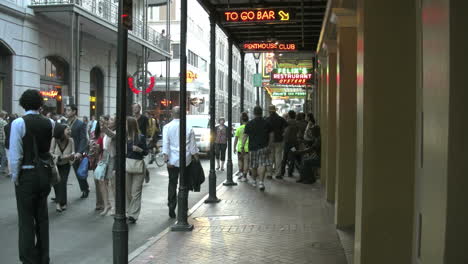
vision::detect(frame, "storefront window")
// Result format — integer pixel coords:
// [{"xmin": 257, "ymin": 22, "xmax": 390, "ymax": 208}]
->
[{"xmin": 40, "ymin": 56, "xmax": 69, "ymax": 114}]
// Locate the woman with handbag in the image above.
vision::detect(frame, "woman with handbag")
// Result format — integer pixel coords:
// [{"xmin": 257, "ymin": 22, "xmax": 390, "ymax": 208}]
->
[
  {"xmin": 126, "ymin": 116, "xmax": 149, "ymax": 224},
  {"xmin": 94, "ymin": 115, "xmax": 115, "ymax": 216},
  {"xmin": 50, "ymin": 124, "xmax": 75, "ymax": 212}
]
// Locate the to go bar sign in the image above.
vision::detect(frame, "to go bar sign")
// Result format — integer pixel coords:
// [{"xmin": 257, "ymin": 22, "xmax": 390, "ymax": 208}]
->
[{"xmin": 222, "ymin": 9, "xmax": 291, "ymax": 23}]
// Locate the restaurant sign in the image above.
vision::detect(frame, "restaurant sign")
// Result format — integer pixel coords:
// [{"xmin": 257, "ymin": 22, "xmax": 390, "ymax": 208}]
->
[{"xmin": 270, "ymin": 68, "xmax": 313, "ymax": 85}]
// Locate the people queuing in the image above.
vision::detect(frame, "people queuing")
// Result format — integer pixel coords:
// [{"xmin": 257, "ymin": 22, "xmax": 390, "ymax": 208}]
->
[{"xmin": 265, "ymin": 105, "xmax": 288, "ymax": 179}]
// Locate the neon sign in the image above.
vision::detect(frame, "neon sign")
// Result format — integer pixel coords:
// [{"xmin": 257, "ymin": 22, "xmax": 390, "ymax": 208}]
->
[
  {"xmin": 40, "ymin": 90, "xmax": 59, "ymax": 98},
  {"xmin": 272, "ymin": 92, "xmax": 306, "ymax": 97},
  {"xmin": 222, "ymin": 9, "xmax": 292, "ymax": 23},
  {"xmin": 270, "ymin": 68, "xmax": 313, "ymax": 85},
  {"xmin": 243, "ymin": 43, "xmax": 296, "ymax": 52},
  {"xmin": 128, "ymin": 70, "xmax": 155, "ymax": 94},
  {"xmin": 187, "ymin": 71, "xmax": 198, "ymax": 83}
]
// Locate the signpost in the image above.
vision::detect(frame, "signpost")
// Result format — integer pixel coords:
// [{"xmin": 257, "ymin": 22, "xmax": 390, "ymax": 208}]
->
[{"xmin": 253, "ymin": 73, "xmax": 262, "ymax": 87}]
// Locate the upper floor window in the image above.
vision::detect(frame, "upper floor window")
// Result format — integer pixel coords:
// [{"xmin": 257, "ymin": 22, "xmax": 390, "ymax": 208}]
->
[{"xmin": 188, "ymin": 50, "xmax": 199, "ymax": 67}]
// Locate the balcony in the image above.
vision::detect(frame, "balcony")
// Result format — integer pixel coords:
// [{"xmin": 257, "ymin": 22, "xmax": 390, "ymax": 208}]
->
[{"xmin": 30, "ymin": 0, "xmax": 170, "ymax": 58}]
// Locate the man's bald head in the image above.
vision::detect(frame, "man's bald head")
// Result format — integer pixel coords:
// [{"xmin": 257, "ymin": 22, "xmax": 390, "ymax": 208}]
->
[{"xmin": 172, "ymin": 106, "xmax": 180, "ymax": 118}]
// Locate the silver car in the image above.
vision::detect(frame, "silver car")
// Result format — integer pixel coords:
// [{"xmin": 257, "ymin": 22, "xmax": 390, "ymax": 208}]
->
[{"xmin": 187, "ymin": 115, "xmax": 211, "ymax": 154}]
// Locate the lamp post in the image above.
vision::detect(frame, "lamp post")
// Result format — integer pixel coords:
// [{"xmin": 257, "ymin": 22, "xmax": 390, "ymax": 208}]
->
[{"xmin": 253, "ymin": 53, "xmax": 261, "ymax": 106}]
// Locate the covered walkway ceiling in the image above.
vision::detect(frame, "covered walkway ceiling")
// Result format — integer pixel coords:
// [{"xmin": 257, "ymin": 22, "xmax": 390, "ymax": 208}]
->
[{"xmin": 197, "ymin": 0, "xmax": 328, "ymax": 52}]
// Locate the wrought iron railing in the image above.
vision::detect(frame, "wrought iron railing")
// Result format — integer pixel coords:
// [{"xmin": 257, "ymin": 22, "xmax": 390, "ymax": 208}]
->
[{"xmin": 30, "ymin": 0, "xmax": 170, "ymax": 52}]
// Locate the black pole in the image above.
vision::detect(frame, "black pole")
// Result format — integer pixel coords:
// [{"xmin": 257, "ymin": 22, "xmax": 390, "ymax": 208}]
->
[
  {"xmin": 171, "ymin": 0, "xmax": 192, "ymax": 231},
  {"xmin": 112, "ymin": 0, "xmax": 128, "ymax": 262},
  {"xmin": 255, "ymin": 62, "xmax": 259, "ymax": 106},
  {"xmin": 165, "ymin": 0, "xmax": 171, "ymax": 119},
  {"xmin": 205, "ymin": 14, "xmax": 221, "ymax": 203},
  {"xmin": 240, "ymin": 52, "xmax": 245, "ymax": 113},
  {"xmin": 224, "ymin": 38, "xmax": 237, "ymax": 186}
]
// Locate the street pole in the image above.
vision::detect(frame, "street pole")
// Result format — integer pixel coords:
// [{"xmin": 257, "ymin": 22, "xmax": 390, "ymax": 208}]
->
[
  {"xmin": 171, "ymin": 0, "xmax": 192, "ymax": 232},
  {"xmin": 240, "ymin": 52, "xmax": 245, "ymax": 113},
  {"xmin": 112, "ymin": 0, "xmax": 128, "ymax": 261},
  {"xmin": 224, "ymin": 38, "xmax": 237, "ymax": 186},
  {"xmin": 256, "ymin": 61, "xmax": 259, "ymax": 106},
  {"xmin": 165, "ymin": 0, "xmax": 171, "ymax": 119},
  {"xmin": 205, "ymin": 14, "xmax": 221, "ymax": 203}
]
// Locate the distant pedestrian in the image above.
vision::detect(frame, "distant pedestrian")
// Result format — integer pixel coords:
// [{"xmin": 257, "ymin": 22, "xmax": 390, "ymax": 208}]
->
[
  {"xmin": 126, "ymin": 116, "xmax": 149, "ymax": 224},
  {"xmin": 233, "ymin": 112, "xmax": 249, "ymax": 182},
  {"xmin": 0, "ymin": 110, "xmax": 8, "ymax": 176},
  {"xmin": 162, "ymin": 107, "xmax": 199, "ymax": 218},
  {"xmin": 215, "ymin": 117, "xmax": 228, "ymax": 171},
  {"xmin": 4, "ymin": 114, "xmax": 17, "ymax": 178},
  {"xmin": 242, "ymin": 106, "xmax": 273, "ymax": 191},
  {"xmin": 281, "ymin": 110, "xmax": 299, "ymax": 178},
  {"xmin": 10, "ymin": 89, "xmax": 54, "ymax": 264},
  {"xmin": 50, "ymin": 123, "xmax": 75, "ymax": 212},
  {"xmin": 133, "ymin": 103, "xmax": 149, "ymax": 138},
  {"xmin": 65, "ymin": 104, "xmax": 90, "ymax": 198},
  {"xmin": 265, "ymin": 105, "xmax": 288, "ymax": 179}
]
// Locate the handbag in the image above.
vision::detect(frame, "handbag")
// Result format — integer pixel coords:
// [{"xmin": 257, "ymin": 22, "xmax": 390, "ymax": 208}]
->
[
  {"xmin": 94, "ymin": 152, "xmax": 109, "ymax": 181},
  {"xmin": 77, "ymin": 156, "xmax": 89, "ymax": 179},
  {"xmin": 126, "ymin": 158, "xmax": 144, "ymax": 174},
  {"xmin": 33, "ymin": 136, "xmax": 60, "ymax": 186}
]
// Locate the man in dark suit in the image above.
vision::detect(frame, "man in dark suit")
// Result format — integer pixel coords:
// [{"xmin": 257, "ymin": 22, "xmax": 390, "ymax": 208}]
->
[
  {"xmin": 65, "ymin": 104, "xmax": 89, "ymax": 198},
  {"xmin": 10, "ymin": 89, "xmax": 54, "ymax": 263}
]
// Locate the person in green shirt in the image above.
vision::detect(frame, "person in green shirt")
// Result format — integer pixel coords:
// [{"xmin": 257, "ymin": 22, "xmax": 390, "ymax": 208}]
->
[{"xmin": 233, "ymin": 112, "xmax": 249, "ymax": 182}]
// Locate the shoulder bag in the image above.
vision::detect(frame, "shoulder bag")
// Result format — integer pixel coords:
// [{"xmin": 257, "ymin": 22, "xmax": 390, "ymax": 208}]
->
[
  {"xmin": 33, "ymin": 136, "xmax": 60, "ymax": 186},
  {"xmin": 94, "ymin": 151, "xmax": 109, "ymax": 181},
  {"xmin": 126, "ymin": 135, "xmax": 145, "ymax": 174}
]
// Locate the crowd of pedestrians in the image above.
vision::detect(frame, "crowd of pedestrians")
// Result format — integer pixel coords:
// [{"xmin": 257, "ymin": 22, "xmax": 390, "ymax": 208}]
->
[
  {"xmin": 233, "ymin": 105, "xmax": 321, "ymax": 191},
  {"xmin": 3, "ymin": 89, "xmax": 320, "ymax": 264}
]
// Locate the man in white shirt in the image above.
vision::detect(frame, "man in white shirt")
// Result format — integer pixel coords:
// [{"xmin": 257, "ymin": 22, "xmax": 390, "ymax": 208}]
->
[{"xmin": 162, "ymin": 106, "xmax": 199, "ymax": 218}]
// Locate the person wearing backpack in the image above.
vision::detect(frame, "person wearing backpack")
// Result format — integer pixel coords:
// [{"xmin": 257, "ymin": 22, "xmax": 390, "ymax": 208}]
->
[{"xmin": 9, "ymin": 89, "xmax": 54, "ymax": 264}]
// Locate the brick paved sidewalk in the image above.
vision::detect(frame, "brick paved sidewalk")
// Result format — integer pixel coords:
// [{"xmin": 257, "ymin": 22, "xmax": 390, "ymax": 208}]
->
[{"xmin": 129, "ymin": 177, "xmax": 348, "ymax": 264}]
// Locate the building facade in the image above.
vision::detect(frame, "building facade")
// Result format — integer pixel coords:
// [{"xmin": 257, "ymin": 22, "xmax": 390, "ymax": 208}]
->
[
  {"xmin": 0, "ymin": 0, "xmax": 170, "ymax": 117},
  {"xmin": 148, "ymin": 0, "xmax": 257, "ymax": 122}
]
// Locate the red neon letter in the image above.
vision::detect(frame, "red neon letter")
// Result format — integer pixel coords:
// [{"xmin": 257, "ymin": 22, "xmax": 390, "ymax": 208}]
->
[
  {"xmin": 225, "ymin": 12, "xmax": 231, "ymax": 21},
  {"xmin": 241, "ymin": 11, "xmax": 248, "ymax": 21}
]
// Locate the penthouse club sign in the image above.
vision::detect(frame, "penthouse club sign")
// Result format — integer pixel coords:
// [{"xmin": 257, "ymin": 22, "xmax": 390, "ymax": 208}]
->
[{"xmin": 243, "ymin": 42, "xmax": 296, "ymax": 52}]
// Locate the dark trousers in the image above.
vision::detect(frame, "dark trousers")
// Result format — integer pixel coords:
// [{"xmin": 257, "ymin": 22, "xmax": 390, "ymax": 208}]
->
[
  {"xmin": 281, "ymin": 142, "xmax": 298, "ymax": 176},
  {"xmin": 53, "ymin": 164, "xmax": 70, "ymax": 206},
  {"xmin": 300, "ymin": 157, "xmax": 320, "ymax": 183},
  {"xmin": 215, "ymin": 143, "xmax": 227, "ymax": 161},
  {"xmin": 167, "ymin": 167, "xmax": 180, "ymax": 210},
  {"xmin": 73, "ymin": 160, "xmax": 89, "ymax": 192},
  {"xmin": 15, "ymin": 169, "xmax": 51, "ymax": 264}
]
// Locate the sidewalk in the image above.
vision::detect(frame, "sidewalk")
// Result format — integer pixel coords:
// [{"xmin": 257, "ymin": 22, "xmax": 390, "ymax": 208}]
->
[{"xmin": 129, "ymin": 176, "xmax": 348, "ymax": 264}]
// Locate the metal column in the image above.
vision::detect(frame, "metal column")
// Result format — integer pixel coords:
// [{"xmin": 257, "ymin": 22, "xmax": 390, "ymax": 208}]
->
[
  {"xmin": 240, "ymin": 52, "xmax": 245, "ymax": 113},
  {"xmin": 255, "ymin": 62, "xmax": 259, "ymax": 106},
  {"xmin": 171, "ymin": 0, "xmax": 192, "ymax": 232},
  {"xmin": 224, "ymin": 38, "xmax": 236, "ymax": 186},
  {"xmin": 165, "ymin": 0, "xmax": 171, "ymax": 118},
  {"xmin": 205, "ymin": 15, "xmax": 221, "ymax": 203},
  {"xmin": 112, "ymin": 0, "xmax": 129, "ymax": 262}
]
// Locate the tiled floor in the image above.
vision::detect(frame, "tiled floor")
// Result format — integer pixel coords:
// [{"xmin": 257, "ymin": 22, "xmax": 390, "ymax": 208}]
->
[{"xmin": 129, "ymin": 177, "xmax": 348, "ymax": 264}]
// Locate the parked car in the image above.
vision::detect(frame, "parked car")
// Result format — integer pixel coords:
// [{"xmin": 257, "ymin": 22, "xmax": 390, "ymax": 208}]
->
[{"xmin": 187, "ymin": 115, "xmax": 211, "ymax": 154}]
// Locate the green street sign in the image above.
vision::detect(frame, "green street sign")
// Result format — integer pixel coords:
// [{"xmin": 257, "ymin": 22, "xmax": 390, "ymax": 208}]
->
[
  {"xmin": 253, "ymin": 74, "xmax": 262, "ymax": 87},
  {"xmin": 272, "ymin": 92, "xmax": 306, "ymax": 97}
]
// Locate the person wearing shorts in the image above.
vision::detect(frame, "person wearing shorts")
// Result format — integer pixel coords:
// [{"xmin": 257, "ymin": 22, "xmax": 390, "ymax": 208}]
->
[
  {"xmin": 242, "ymin": 106, "xmax": 273, "ymax": 191},
  {"xmin": 233, "ymin": 112, "xmax": 249, "ymax": 182}
]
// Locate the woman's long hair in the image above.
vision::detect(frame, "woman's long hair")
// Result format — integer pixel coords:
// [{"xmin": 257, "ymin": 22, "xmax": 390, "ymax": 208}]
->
[
  {"xmin": 53, "ymin": 124, "xmax": 68, "ymax": 141},
  {"xmin": 126, "ymin": 116, "xmax": 140, "ymax": 141}
]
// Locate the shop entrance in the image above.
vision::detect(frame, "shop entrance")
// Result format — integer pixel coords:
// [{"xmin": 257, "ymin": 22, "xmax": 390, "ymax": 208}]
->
[
  {"xmin": 39, "ymin": 56, "xmax": 69, "ymax": 115},
  {"xmin": 90, "ymin": 67, "xmax": 104, "ymax": 117}
]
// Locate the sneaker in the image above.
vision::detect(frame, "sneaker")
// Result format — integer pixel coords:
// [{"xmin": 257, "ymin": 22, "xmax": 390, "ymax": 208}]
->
[
  {"xmin": 250, "ymin": 180, "xmax": 257, "ymax": 187},
  {"xmin": 237, "ymin": 172, "xmax": 244, "ymax": 179},
  {"xmin": 240, "ymin": 176, "xmax": 247, "ymax": 182},
  {"xmin": 235, "ymin": 170, "xmax": 241, "ymax": 176},
  {"xmin": 258, "ymin": 182, "xmax": 265, "ymax": 191}
]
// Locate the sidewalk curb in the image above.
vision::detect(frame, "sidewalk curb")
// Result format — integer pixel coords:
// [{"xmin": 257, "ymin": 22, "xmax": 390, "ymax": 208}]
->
[{"xmin": 128, "ymin": 181, "xmax": 227, "ymax": 262}]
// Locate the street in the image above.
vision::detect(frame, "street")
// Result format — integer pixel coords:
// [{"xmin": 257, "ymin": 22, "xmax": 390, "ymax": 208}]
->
[{"xmin": 0, "ymin": 158, "xmax": 228, "ymax": 264}]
